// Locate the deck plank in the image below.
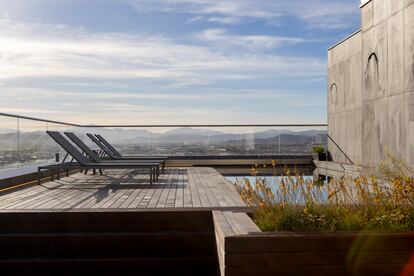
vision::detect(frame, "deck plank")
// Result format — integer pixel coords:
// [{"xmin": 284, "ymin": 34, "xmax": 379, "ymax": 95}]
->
[
  {"xmin": 200, "ymin": 170, "xmax": 219, "ymax": 207},
  {"xmin": 0, "ymin": 167, "xmax": 247, "ymax": 211},
  {"xmin": 3, "ymin": 182, "xmax": 66, "ymax": 209},
  {"xmin": 194, "ymin": 169, "xmax": 211, "ymax": 208},
  {"xmin": 183, "ymin": 169, "xmax": 192, "ymax": 208},
  {"xmin": 174, "ymin": 168, "xmax": 184, "ymax": 208},
  {"xmin": 223, "ymin": 211, "xmax": 248, "ymax": 235},
  {"xmin": 0, "ymin": 179, "xmax": 66, "ymax": 208},
  {"xmin": 138, "ymin": 171, "xmax": 162, "ymax": 208},
  {"xmin": 188, "ymin": 168, "xmax": 202, "ymax": 208},
  {"xmin": 165, "ymin": 168, "xmax": 178, "ymax": 208},
  {"xmin": 155, "ymin": 168, "xmax": 174, "ymax": 208},
  {"xmin": 118, "ymin": 173, "xmax": 147, "ymax": 209},
  {"xmin": 31, "ymin": 185, "xmax": 82, "ymax": 209}
]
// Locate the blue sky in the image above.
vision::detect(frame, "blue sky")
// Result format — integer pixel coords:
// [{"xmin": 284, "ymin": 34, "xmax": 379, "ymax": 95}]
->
[{"xmin": 0, "ymin": 0, "xmax": 360, "ymax": 125}]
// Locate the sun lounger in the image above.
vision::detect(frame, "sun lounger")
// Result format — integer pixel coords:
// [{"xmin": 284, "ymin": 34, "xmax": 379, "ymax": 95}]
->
[
  {"xmin": 95, "ymin": 134, "xmax": 122, "ymax": 157},
  {"xmin": 38, "ymin": 131, "xmax": 160, "ymax": 185},
  {"xmin": 97, "ymin": 134, "xmax": 167, "ymax": 159},
  {"xmin": 65, "ymin": 132, "xmax": 165, "ymax": 172},
  {"xmin": 86, "ymin": 134, "xmax": 167, "ymax": 169}
]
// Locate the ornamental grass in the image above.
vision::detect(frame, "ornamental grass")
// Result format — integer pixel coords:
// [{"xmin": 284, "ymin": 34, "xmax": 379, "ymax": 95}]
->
[{"xmin": 235, "ymin": 157, "xmax": 414, "ymax": 232}]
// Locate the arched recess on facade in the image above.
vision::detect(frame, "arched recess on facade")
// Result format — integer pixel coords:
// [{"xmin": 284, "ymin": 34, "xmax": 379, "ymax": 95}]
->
[
  {"xmin": 330, "ymin": 83, "xmax": 338, "ymax": 106},
  {"xmin": 365, "ymin": 52, "xmax": 379, "ymax": 93}
]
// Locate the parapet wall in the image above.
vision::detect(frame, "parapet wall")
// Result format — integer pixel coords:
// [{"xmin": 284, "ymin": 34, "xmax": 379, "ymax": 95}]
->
[{"xmin": 328, "ymin": 0, "xmax": 414, "ymax": 167}]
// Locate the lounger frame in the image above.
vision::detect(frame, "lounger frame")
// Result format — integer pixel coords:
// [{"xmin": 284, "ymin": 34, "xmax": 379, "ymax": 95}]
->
[{"xmin": 38, "ymin": 131, "xmax": 160, "ymax": 185}]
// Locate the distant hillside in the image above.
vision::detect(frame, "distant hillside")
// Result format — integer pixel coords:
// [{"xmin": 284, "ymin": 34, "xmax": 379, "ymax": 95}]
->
[
  {"xmin": 0, "ymin": 128, "xmax": 17, "ymax": 134},
  {"xmin": 72, "ymin": 127, "xmax": 154, "ymax": 142},
  {"xmin": 0, "ymin": 127, "xmax": 327, "ymax": 149},
  {"xmin": 252, "ymin": 134, "xmax": 324, "ymax": 145},
  {"xmin": 163, "ymin": 127, "xmax": 223, "ymax": 137},
  {"xmin": 114, "ymin": 128, "xmax": 327, "ymax": 145},
  {"xmin": 0, "ymin": 131, "xmax": 54, "ymax": 150}
]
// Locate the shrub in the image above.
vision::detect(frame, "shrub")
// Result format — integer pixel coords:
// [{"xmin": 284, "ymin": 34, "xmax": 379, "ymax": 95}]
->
[
  {"xmin": 235, "ymin": 159, "xmax": 414, "ymax": 232},
  {"xmin": 312, "ymin": 146, "xmax": 325, "ymax": 154}
]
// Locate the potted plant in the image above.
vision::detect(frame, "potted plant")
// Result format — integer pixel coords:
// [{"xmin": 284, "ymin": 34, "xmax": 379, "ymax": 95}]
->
[{"xmin": 312, "ymin": 146, "xmax": 326, "ymax": 161}]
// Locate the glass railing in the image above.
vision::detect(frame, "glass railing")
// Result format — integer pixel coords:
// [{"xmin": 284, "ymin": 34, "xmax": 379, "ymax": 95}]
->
[
  {"xmin": 0, "ymin": 113, "xmax": 78, "ymax": 178},
  {"xmin": 0, "ymin": 112, "xmax": 327, "ymax": 177},
  {"xmin": 79, "ymin": 125, "xmax": 328, "ymax": 157}
]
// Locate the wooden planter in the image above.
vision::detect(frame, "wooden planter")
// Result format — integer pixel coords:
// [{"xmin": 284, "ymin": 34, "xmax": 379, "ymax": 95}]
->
[
  {"xmin": 213, "ymin": 211, "xmax": 414, "ymax": 276},
  {"xmin": 224, "ymin": 232, "xmax": 414, "ymax": 276},
  {"xmin": 312, "ymin": 152, "xmax": 327, "ymax": 161}
]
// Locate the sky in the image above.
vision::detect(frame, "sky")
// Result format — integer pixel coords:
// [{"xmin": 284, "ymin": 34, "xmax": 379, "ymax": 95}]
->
[{"xmin": 0, "ymin": 0, "xmax": 361, "ymax": 125}]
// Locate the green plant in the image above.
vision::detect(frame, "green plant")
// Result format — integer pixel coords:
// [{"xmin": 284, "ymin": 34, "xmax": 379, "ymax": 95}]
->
[{"xmin": 312, "ymin": 146, "xmax": 325, "ymax": 154}]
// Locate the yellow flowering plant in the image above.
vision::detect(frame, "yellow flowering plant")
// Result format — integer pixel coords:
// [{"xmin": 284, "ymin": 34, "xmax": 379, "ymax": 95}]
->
[{"xmin": 235, "ymin": 159, "xmax": 414, "ymax": 232}]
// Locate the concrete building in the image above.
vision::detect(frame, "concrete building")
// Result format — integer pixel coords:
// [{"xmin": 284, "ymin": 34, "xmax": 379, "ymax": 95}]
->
[{"xmin": 327, "ymin": 0, "xmax": 414, "ymax": 168}]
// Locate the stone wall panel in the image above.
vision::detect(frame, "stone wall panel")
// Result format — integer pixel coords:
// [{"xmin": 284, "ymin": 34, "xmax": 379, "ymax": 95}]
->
[
  {"xmin": 404, "ymin": 3, "xmax": 414, "ymax": 92},
  {"xmin": 374, "ymin": 0, "xmax": 388, "ymax": 25},
  {"xmin": 362, "ymin": 101, "xmax": 375, "ymax": 166},
  {"xmin": 362, "ymin": 2, "xmax": 374, "ymax": 31},
  {"xmin": 363, "ymin": 28, "xmax": 375, "ymax": 101},
  {"xmin": 388, "ymin": 94, "xmax": 406, "ymax": 160},
  {"xmin": 373, "ymin": 21, "xmax": 388, "ymax": 99},
  {"xmin": 373, "ymin": 97, "xmax": 389, "ymax": 163},
  {"xmin": 388, "ymin": 11, "xmax": 404, "ymax": 95}
]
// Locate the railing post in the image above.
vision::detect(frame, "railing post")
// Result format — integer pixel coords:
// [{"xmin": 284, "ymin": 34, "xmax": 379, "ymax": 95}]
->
[{"xmin": 17, "ymin": 118, "xmax": 20, "ymax": 168}]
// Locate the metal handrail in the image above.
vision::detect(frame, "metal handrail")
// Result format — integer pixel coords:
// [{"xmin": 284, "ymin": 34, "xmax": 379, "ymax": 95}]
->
[
  {"xmin": 327, "ymin": 134, "xmax": 354, "ymax": 164},
  {"xmin": 0, "ymin": 112, "xmax": 327, "ymax": 128},
  {"xmin": 0, "ymin": 112, "xmax": 81, "ymax": 127},
  {"xmin": 81, "ymin": 124, "xmax": 328, "ymax": 128}
]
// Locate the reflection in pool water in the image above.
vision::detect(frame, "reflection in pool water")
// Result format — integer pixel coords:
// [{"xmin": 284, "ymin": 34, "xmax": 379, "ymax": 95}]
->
[
  {"xmin": 225, "ymin": 175, "xmax": 329, "ymax": 204},
  {"xmin": 226, "ymin": 176, "xmax": 314, "ymax": 185}
]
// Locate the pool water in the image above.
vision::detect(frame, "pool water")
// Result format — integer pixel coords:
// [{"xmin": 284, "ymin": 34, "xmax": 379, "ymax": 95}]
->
[
  {"xmin": 225, "ymin": 175, "xmax": 329, "ymax": 204},
  {"xmin": 226, "ymin": 176, "xmax": 314, "ymax": 185}
]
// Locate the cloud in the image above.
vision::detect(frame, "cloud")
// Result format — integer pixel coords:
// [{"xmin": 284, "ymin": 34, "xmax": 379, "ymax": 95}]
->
[
  {"xmin": 0, "ymin": 19, "xmax": 325, "ymax": 85},
  {"xmin": 207, "ymin": 16, "xmax": 242, "ymax": 25},
  {"xmin": 196, "ymin": 28, "xmax": 308, "ymax": 50},
  {"xmin": 54, "ymin": 103, "xmax": 324, "ymax": 125},
  {"xmin": 0, "ymin": 10, "xmax": 329, "ymax": 124},
  {"xmin": 3, "ymin": 86, "xmax": 323, "ymax": 101},
  {"xmin": 0, "ymin": 107, "xmax": 63, "ymax": 114},
  {"xmin": 2, "ymin": 82, "xmax": 326, "ymax": 125},
  {"xmin": 131, "ymin": 0, "xmax": 359, "ymax": 30},
  {"xmin": 186, "ymin": 16, "xmax": 203, "ymax": 23},
  {"xmin": 1, "ymin": 12, "xmax": 9, "ymax": 19}
]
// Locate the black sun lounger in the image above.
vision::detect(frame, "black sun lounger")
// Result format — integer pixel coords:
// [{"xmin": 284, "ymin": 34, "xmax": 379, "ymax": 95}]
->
[
  {"xmin": 96, "ymin": 134, "xmax": 168, "ymax": 160},
  {"xmin": 96, "ymin": 134, "xmax": 123, "ymax": 157},
  {"xmin": 38, "ymin": 131, "xmax": 160, "ymax": 185},
  {"xmin": 87, "ymin": 134, "xmax": 167, "ymax": 164},
  {"xmin": 65, "ymin": 132, "xmax": 165, "ymax": 172}
]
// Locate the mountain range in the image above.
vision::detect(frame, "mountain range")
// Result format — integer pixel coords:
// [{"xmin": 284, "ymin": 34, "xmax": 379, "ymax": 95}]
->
[{"xmin": 0, "ymin": 127, "xmax": 327, "ymax": 148}]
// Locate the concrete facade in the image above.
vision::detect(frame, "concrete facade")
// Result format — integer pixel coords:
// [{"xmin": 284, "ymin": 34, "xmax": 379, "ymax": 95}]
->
[{"xmin": 328, "ymin": 0, "xmax": 414, "ymax": 168}]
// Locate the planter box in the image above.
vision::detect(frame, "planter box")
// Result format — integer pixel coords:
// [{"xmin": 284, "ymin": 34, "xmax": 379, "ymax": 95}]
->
[
  {"xmin": 223, "ymin": 232, "xmax": 414, "ymax": 276},
  {"xmin": 312, "ymin": 152, "xmax": 327, "ymax": 161},
  {"xmin": 213, "ymin": 212, "xmax": 414, "ymax": 276}
]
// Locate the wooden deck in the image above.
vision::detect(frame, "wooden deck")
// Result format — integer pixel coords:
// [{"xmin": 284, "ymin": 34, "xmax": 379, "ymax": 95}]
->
[{"xmin": 0, "ymin": 167, "xmax": 247, "ymax": 211}]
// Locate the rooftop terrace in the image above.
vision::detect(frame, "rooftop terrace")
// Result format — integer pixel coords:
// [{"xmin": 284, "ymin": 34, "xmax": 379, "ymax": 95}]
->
[
  {"xmin": 0, "ymin": 112, "xmax": 333, "ymax": 276},
  {"xmin": 0, "ymin": 167, "xmax": 247, "ymax": 211}
]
